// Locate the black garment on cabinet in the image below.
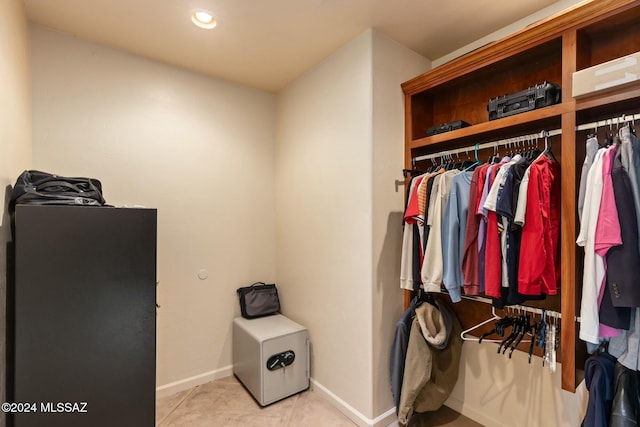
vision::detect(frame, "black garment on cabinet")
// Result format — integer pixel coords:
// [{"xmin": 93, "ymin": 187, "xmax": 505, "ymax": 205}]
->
[{"xmin": 9, "ymin": 205, "xmax": 157, "ymax": 427}]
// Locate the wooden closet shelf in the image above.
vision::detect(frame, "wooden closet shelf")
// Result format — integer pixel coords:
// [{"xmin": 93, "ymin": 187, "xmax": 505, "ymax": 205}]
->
[
  {"xmin": 575, "ymin": 84, "xmax": 640, "ymax": 113},
  {"xmin": 409, "ymin": 103, "xmax": 569, "ymax": 152}
]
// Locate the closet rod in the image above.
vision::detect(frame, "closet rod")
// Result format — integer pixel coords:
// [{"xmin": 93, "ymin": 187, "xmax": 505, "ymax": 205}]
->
[
  {"xmin": 576, "ymin": 113, "xmax": 640, "ymax": 132},
  {"xmin": 412, "ymin": 128, "xmax": 562, "ymax": 163},
  {"xmin": 460, "ymin": 295, "xmax": 562, "ymax": 319}
]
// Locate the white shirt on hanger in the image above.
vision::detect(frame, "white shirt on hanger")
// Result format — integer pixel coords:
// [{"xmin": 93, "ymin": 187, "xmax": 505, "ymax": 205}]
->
[{"xmin": 577, "ymin": 149, "xmax": 606, "ymax": 344}]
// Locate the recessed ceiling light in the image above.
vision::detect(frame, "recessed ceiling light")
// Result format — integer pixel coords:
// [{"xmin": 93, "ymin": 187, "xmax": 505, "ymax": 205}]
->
[{"xmin": 191, "ymin": 9, "xmax": 217, "ymax": 29}]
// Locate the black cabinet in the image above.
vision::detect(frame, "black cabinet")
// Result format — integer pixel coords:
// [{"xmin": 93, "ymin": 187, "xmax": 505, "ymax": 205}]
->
[{"xmin": 9, "ymin": 205, "xmax": 157, "ymax": 427}]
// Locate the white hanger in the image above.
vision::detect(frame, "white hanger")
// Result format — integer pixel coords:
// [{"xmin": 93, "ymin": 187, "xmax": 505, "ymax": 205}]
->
[
  {"xmin": 460, "ymin": 305, "xmax": 533, "ymax": 345},
  {"xmin": 459, "ymin": 306, "xmax": 504, "ymax": 343}
]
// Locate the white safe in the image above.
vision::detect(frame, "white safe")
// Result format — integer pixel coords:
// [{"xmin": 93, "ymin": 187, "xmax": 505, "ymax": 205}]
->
[{"xmin": 232, "ymin": 315, "xmax": 309, "ymax": 406}]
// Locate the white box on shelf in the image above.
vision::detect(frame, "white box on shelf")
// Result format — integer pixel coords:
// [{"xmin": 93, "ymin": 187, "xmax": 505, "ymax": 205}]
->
[
  {"xmin": 232, "ymin": 315, "xmax": 309, "ymax": 406},
  {"xmin": 573, "ymin": 51, "xmax": 640, "ymax": 98}
]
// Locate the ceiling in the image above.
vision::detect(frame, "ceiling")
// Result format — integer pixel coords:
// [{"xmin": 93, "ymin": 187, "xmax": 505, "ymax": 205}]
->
[{"xmin": 23, "ymin": 0, "xmax": 561, "ymax": 92}]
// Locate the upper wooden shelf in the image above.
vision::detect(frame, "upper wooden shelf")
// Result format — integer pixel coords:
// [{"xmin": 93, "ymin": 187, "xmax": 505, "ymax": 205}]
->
[
  {"xmin": 575, "ymin": 84, "xmax": 640, "ymax": 114},
  {"xmin": 410, "ymin": 103, "xmax": 569, "ymax": 151}
]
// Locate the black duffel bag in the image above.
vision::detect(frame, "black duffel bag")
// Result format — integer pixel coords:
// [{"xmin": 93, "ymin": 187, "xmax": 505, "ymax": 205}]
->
[{"xmin": 10, "ymin": 170, "xmax": 106, "ymax": 212}]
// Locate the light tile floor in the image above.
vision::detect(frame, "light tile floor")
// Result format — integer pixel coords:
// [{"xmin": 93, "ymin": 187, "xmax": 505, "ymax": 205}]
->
[{"xmin": 156, "ymin": 376, "xmax": 483, "ymax": 427}]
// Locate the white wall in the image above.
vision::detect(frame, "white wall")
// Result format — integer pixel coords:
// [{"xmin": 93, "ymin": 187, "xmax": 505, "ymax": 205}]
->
[
  {"xmin": 275, "ymin": 29, "xmax": 430, "ymax": 425},
  {"xmin": 0, "ymin": 1, "xmax": 31, "ymax": 426},
  {"xmin": 29, "ymin": 26, "xmax": 277, "ymax": 392},
  {"xmin": 370, "ymin": 31, "xmax": 430, "ymax": 419},
  {"xmin": 275, "ymin": 30, "xmax": 375, "ymax": 420},
  {"xmin": 447, "ymin": 345, "xmax": 588, "ymax": 427},
  {"xmin": 0, "ymin": 0, "xmax": 31, "ymax": 184}
]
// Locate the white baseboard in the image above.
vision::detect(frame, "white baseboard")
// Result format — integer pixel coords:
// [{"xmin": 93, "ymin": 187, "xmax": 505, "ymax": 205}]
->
[
  {"xmin": 156, "ymin": 369, "xmax": 397, "ymax": 426},
  {"xmin": 310, "ymin": 378, "xmax": 397, "ymax": 427},
  {"xmin": 155, "ymin": 365, "xmax": 233, "ymax": 399}
]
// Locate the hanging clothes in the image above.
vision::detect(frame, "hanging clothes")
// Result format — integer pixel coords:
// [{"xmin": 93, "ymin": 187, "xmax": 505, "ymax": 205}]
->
[
  {"xmin": 400, "ymin": 136, "xmax": 562, "ymax": 305},
  {"xmin": 618, "ymin": 125, "xmax": 640, "ymax": 252},
  {"xmin": 578, "ymin": 124, "xmax": 640, "ymax": 353},
  {"xmin": 607, "ymin": 143, "xmax": 640, "ymax": 309},
  {"xmin": 578, "ymin": 149, "xmax": 607, "ymax": 344},
  {"xmin": 484, "ymin": 155, "xmax": 533, "ymax": 300},
  {"xmin": 497, "ymin": 156, "xmax": 547, "ymax": 305},
  {"xmin": 484, "ymin": 161, "xmax": 508, "ymax": 299},
  {"xmin": 594, "ymin": 145, "xmax": 627, "ymax": 334},
  {"xmin": 578, "ymin": 136, "xmax": 600, "ymax": 223},
  {"xmin": 442, "ymin": 171, "xmax": 473, "ymax": 302},
  {"xmin": 609, "ymin": 309, "xmax": 640, "ymax": 371},
  {"xmin": 400, "ymin": 176, "xmax": 423, "ymax": 291},
  {"xmin": 421, "ymin": 169, "xmax": 445, "ymax": 253},
  {"xmin": 421, "ymin": 170, "xmax": 459, "ymax": 292},
  {"xmin": 409, "ymin": 175, "xmax": 428, "ymax": 288},
  {"xmin": 389, "ymin": 297, "xmax": 419, "ymax": 413},
  {"xmin": 606, "ymin": 124, "xmax": 640, "ymax": 374},
  {"xmin": 518, "ymin": 154, "xmax": 561, "ymax": 296},
  {"xmin": 496, "ymin": 157, "xmax": 526, "ymax": 301},
  {"xmin": 462, "ymin": 163, "xmax": 490, "ymax": 296},
  {"xmin": 513, "ymin": 163, "xmax": 532, "ymax": 228},
  {"xmin": 477, "ymin": 162, "xmax": 500, "ymax": 293},
  {"xmin": 582, "ymin": 351, "xmax": 616, "ymax": 427},
  {"xmin": 396, "ymin": 299, "xmax": 461, "ymax": 425}
]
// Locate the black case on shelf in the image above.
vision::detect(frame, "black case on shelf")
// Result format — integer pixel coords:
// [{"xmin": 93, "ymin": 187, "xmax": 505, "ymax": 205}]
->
[
  {"xmin": 426, "ymin": 120, "xmax": 471, "ymax": 136},
  {"xmin": 487, "ymin": 81, "xmax": 561, "ymax": 120}
]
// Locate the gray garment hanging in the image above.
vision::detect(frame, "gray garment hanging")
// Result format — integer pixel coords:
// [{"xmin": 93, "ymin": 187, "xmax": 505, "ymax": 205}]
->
[
  {"xmin": 618, "ymin": 125, "xmax": 640, "ymax": 253},
  {"xmin": 578, "ymin": 136, "xmax": 599, "ymax": 223}
]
